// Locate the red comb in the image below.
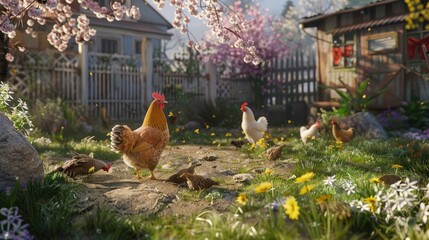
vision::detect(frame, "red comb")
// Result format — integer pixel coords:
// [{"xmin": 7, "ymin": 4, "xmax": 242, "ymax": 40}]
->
[
  {"xmin": 241, "ymin": 102, "xmax": 248, "ymax": 109},
  {"xmin": 152, "ymin": 92, "xmax": 165, "ymax": 102}
]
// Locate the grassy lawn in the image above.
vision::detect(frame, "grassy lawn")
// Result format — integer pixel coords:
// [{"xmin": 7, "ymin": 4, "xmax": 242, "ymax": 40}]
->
[{"xmin": 2, "ymin": 126, "xmax": 429, "ymax": 239}]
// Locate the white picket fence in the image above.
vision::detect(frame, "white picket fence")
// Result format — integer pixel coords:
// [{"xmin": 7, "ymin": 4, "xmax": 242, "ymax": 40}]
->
[{"xmin": 7, "ymin": 50, "xmax": 316, "ymax": 121}]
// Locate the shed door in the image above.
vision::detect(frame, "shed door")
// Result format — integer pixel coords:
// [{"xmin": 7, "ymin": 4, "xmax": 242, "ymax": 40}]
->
[{"xmin": 360, "ymin": 27, "xmax": 404, "ymax": 109}]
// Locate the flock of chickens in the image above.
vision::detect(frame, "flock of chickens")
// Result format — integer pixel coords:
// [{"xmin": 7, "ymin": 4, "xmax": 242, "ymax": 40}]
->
[{"xmin": 52, "ymin": 92, "xmax": 355, "ymax": 191}]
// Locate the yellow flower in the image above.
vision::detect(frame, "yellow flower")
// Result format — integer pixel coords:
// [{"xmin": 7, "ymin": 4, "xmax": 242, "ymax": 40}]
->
[
  {"xmin": 288, "ymin": 120, "xmax": 292, "ymax": 124},
  {"xmin": 106, "ymin": 132, "xmax": 110, "ymax": 136},
  {"xmin": 254, "ymin": 182, "xmax": 273, "ymax": 193},
  {"xmin": 168, "ymin": 112, "xmax": 175, "ymax": 117},
  {"xmin": 175, "ymin": 128, "xmax": 180, "ymax": 133},
  {"xmin": 280, "ymin": 137, "xmax": 284, "ymax": 141},
  {"xmin": 391, "ymin": 164, "xmax": 403, "ymax": 169},
  {"xmin": 316, "ymin": 194, "xmax": 332, "ymax": 204},
  {"xmin": 182, "ymin": 140, "xmax": 186, "ymax": 143},
  {"xmin": 210, "ymin": 132, "xmax": 216, "ymax": 136},
  {"xmin": 369, "ymin": 177, "xmax": 380, "ymax": 183},
  {"xmin": 212, "ymin": 140, "xmax": 217, "ymax": 144},
  {"xmin": 264, "ymin": 169, "xmax": 274, "ymax": 175},
  {"xmin": 88, "ymin": 166, "xmax": 95, "ymax": 173},
  {"xmin": 194, "ymin": 129, "xmax": 200, "ymax": 134},
  {"xmin": 295, "ymin": 172, "xmax": 315, "ymax": 183},
  {"xmin": 236, "ymin": 193, "xmax": 248, "ymax": 205},
  {"xmin": 225, "ymin": 133, "xmax": 232, "ymax": 137},
  {"xmin": 311, "ymin": 136, "xmax": 316, "ymax": 140},
  {"xmin": 299, "ymin": 184, "xmax": 315, "ymax": 195},
  {"xmin": 217, "ymin": 143, "xmax": 221, "ymax": 147},
  {"xmin": 284, "ymin": 196, "xmax": 299, "ymax": 220},
  {"xmin": 362, "ymin": 94, "xmax": 367, "ymax": 99},
  {"xmin": 205, "ymin": 124, "xmax": 210, "ymax": 129},
  {"xmin": 364, "ymin": 196, "xmax": 378, "ymax": 213},
  {"xmin": 238, "ymin": 137, "xmax": 242, "ymax": 140}
]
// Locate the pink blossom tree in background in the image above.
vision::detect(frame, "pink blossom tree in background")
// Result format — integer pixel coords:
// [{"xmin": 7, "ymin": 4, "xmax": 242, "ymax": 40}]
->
[
  {"xmin": 0, "ymin": 0, "xmax": 263, "ymax": 70},
  {"xmin": 199, "ymin": 1, "xmax": 289, "ymax": 107}
]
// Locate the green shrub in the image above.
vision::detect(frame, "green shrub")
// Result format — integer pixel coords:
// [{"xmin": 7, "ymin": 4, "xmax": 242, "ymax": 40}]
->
[
  {"xmin": 184, "ymin": 99, "xmax": 241, "ymax": 128},
  {"xmin": 0, "ymin": 82, "xmax": 34, "ymax": 135},
  {"xmin": 402, "ymin": 100, "xmax": 429, "ymax": 129},
  {"xmin": 32, "ymin": 98, "xmax": 89, "ymax": 136}
]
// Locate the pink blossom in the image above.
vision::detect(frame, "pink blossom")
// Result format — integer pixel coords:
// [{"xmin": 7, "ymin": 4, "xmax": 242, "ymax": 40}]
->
[{"xmin": 5, "ymin": 53, "xmax": 14, "ymax": 62}]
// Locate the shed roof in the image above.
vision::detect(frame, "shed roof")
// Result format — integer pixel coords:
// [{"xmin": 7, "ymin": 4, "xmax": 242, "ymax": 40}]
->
[
  {"xmin": 330, "ymin": 14, "xmax": 406, "ymax": 34},
  {"xmin": 300, "ymin": 0, "xmax": 401, "ymax": 28}
]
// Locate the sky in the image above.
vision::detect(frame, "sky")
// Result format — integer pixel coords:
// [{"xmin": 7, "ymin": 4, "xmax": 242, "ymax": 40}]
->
[{"xmin": 152, "ymin": 0, "xmax": 289, "ymax": 55}]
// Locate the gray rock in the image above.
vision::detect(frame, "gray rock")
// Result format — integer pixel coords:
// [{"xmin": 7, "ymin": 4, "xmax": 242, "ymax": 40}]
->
[
  {"xmin": 0, "ymin": 113, "xmax": 44, "ymax": 192},
  {"xmin": 202, "ymin": 154, "xmax": 218, "ymax": 162},
  {"xmin": 184, "ymin": 121, "xmax": 203, "ymax": 131},
  {"xmin": 252, "ymin": 168, "xmax": 265, "ymax": 174},
  {"xmin": 232, "ymin": 173, "xmax": 254, "ymax": 183},
  {"xmin": 340, "ymin": 112, "xmax": 388, "ymax": 139},
  {"xmin": 219, "ymin": 169, "xmax": 235, "ymax": 176}
]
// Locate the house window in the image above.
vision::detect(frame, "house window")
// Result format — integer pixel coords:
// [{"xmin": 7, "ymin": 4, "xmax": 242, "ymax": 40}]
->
[
  {"xmin": 135, "ymin": 40, "xmax": 141, "ymax": 54},
  {"xmin": 101, "ymin": 39, "xmax": 119, "ymax": 54},
  {"xmin": 332, "ymin": 32, "xmax": 356, "ymax": 68}
]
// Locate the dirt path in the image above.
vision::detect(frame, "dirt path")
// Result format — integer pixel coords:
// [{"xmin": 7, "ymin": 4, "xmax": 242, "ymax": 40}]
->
[{"xmin": 47, "ymin": 145, "xmax": 294, "ymax": 217}]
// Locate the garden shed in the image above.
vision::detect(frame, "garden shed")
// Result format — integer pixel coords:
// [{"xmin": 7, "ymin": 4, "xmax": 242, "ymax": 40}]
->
[{"xmin": 300, "ymin": 0, "xmax": 429, "ymax": 111}]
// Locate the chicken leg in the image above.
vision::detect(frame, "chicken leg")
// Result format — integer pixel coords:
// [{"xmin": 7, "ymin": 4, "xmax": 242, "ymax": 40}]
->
[
  {"xmin": 149, "ymin": 170, "xmax": 157, "ymax": 180},
  {"xmin": 135, "ymin": 169, "xmax": 142, "ymax": 180}
]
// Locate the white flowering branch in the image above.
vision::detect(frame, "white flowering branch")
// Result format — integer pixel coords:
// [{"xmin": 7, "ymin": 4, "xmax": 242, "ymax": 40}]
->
[{"xmin": 0, "ymin": 0, "xmax": 261, "ymax": 64}]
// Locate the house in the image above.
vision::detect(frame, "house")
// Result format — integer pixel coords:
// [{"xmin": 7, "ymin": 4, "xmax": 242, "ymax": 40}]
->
[
  {"xmin": 9, "ymin": 1, "xmax": 173, "ymax": 120},
  {"xmin": 300, "ymin": 0, "xmax": 429, "ymax": 111}
]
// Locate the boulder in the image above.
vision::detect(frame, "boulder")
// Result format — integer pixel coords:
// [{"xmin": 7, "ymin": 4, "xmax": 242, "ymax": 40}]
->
[
  {"xmin": 340, "ymin": 112, "xmax": 388, "ymax": 139},
  {"xmin": 0, "ymin": 113, "xmax": 44, "ymax": 192}
]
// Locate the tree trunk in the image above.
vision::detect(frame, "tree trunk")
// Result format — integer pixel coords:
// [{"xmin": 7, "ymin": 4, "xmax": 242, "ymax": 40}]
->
[{"xmin": 0, "ymin": 33, "xmax": 9, "ymax": 81}]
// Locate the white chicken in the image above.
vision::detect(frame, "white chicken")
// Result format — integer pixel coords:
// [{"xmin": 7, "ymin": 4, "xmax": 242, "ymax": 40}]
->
[
  {"xmin": 300, "ymin": 121, "xmax": 320, "ymax": 144},
  {"xmin": 241, "ymin": 102, "xmax": 268, "ymax": 145}
]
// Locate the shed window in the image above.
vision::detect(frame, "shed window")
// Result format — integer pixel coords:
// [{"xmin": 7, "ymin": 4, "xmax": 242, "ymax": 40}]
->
[{"xmin": 332, "ymin": 33, "xmax": 356, "ymax": 68}]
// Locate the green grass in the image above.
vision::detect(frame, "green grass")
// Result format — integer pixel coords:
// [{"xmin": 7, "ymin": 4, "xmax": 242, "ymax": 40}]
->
[{"xmin": 4, "ymin": 127, "xmax": 429, "ymax": 239}]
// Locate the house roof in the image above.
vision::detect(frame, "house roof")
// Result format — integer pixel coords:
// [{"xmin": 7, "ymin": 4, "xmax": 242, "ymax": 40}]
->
[
  {"xmin": 330, "ymin": 14, "xmax": 406, "ymax": 34},
  {"xmin": 89, "ymin": 17, "xmax": 173, "ymax": 38},
  {"xmin": 300, "ymin": 0, "xmax": 401, "ymax": 28}
]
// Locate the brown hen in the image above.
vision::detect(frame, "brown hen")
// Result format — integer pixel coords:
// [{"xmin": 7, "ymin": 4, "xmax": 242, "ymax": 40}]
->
[
  {"xmin": 332, "ymin": 119, "xmax": 355, "ymax": 143},
  {"xmin": 110, "ymin": 92, "xmax": 170, "ymax": 180},
  {"xmin": 53, "ymin": 152, "xmax": 110, "ymax": 178}
]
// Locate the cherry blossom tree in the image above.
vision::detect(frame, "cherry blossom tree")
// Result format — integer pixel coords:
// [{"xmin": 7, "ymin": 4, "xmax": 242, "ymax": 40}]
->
[
  {"xmin": 0, "ymin": 0, "xmax": 262, "ymax": 64},
  {"xmin": 198, "ymin": 1, "xmax": 289, "ymax": 107}
]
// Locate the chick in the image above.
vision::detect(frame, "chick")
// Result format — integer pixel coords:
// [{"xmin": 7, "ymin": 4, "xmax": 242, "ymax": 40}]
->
[
  {"xmin": 181, "ymin": 173, "xmax": 219, "ymax": 190},
  {"xmin": 231, "ymin": 140, "xmax": 245, "ymax": 149},
  {"xmin": 332, "ymin": 118, "xmax": 355, "ymax": 143},
  {"xmin": 266, "ymin": 144, "xmax": 286, "ymax": 161},
  {"xmin": 166, "ymin": 162, "xmax": 202, "ymax": 184}
]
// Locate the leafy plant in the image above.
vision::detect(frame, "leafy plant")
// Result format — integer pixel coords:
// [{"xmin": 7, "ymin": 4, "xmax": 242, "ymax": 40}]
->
[
  {"xmin": 32, "ymin": 98, "xmax": 89, "ymax": 137},
  {"xmin": 184, "ymin": 99, "xmax": 241, "ymax": 128},
  {"xmin": 0, "ymin": 174, "xmax": 80, "ymax": 239},
  {"xmin": 0, "ymin": 82, "xmax": 34, "ymax": 135},
  {"xmin": 321, "ymin": 79, "xmax": 387, "ymax": 116},
  {"xmin": 81, "ymin": 206, "xmax": 148, "ymax": 239},
  {"xmin": 401, "ymin": 100, "xmax": 429, "ymax": 129}
]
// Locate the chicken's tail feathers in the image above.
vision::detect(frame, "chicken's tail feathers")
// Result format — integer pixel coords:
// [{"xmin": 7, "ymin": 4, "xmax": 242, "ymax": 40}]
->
[
  {"xmin": 110, "ymin": 124, "xmax": 132, "ymax": 153},
  {"xmin": 257, "ymin": 117, "xmax": 268, "ymax": 131}
]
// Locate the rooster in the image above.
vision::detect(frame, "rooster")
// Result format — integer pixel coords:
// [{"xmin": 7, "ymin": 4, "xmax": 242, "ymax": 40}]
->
[
  {"xmin": 300, "ymin": 121, "xmax": 320, "ymax": 144},
  {"xmin": 110, "ymin": 92, "xmax": 170, "ymax": 180},
  {"xmin": 332, "ymin": 118, "xmax": 355, "ymax": 143},
  {"xmin": 52, "ymin": 152, "xmax": 111, "ymax": 178},
  {"xmin": 241, "ymin": 102, "xmax": 268, "ymax": 145}
]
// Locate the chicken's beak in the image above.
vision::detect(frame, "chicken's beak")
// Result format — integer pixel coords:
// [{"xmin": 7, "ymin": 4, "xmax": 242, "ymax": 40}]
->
[{"xmin": 163, "ymin": 101, "xmax": 168, "ymax": 104}]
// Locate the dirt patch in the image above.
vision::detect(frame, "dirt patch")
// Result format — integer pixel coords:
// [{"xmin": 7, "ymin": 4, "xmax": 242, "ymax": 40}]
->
[{"xmin": 45, "ymin": 145, "xmax": 295, "ymax": 217}]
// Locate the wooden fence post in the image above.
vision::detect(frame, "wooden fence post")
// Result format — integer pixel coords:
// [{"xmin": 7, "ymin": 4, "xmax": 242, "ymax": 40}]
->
[
  {"xmin": 206, "ymin": 62, "xmax": 217, "ymax": 104},
  {"xmin": 79, "ymin": 43, "xmax": 89, "ymax": 106},
  {"xmin": 141, "ymin": 38, "xmax": 153, "ymax": 104}
]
